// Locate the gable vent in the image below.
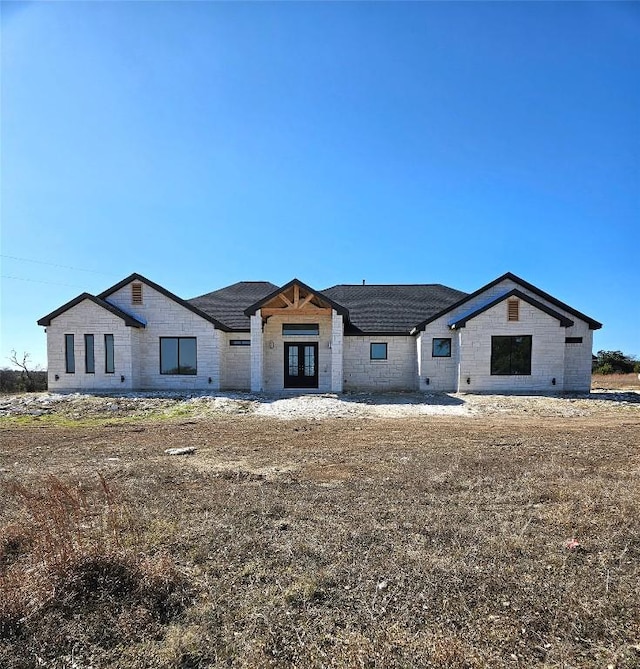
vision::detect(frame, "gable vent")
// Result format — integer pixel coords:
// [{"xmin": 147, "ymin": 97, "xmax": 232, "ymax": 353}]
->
[
  {"xmin": 131, "ymin": 283, "xmax": 143, "ymax": 305},
  {"xmin": 507, "ymin": 298, "xmax": 519, "ymax": 321}
]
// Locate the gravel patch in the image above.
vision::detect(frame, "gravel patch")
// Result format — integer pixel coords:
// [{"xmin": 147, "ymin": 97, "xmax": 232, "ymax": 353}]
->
[{"xmin": 0, "ymin": 389, "xmax": 638, "ymax": 421}]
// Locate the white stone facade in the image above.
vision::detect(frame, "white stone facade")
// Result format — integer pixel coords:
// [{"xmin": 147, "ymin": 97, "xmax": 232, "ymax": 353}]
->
[
  {"xmin": 45, "ymin": 299, "xmax": 136, "ymax": 392},
  {"xmin": 343, "ymin": 335, "xmax": 418, "ymax": 391},
  {"xmin": 417, "ymin": 277, "xmax": 595, "ymax": 393},
  {"xmin": 40, "ymin": 274, "xmax": 599, "ymax": 394}
]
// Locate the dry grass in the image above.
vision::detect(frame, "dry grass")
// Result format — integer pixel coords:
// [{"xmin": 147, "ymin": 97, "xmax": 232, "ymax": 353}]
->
[
  {"xmin": 592, "ymin": 373, "xmax": 640, "ymax": 390},
  {"xmin": 0, "ymin": 476, "xmax": 192, "ymax": 668},
  {"xmin": 0, "ymin": 408, "xmax": 639, "ymax": 668}
]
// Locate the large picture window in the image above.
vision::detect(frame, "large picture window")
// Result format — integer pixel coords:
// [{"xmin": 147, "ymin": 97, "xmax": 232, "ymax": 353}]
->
[
  {"xmin": 160, "ymin": 337, "xmax": 197, "ymax": 375},
  {"xmin": 65, "ymin": 334, "xmax": 75, "ymax": 374},
  {"xmin": 491, "ymin": 336, "xmax": 532, "ymax": 375},
  {"xmin": 104, "ymin": 334, "xmax": 115, "ymax": 374}
]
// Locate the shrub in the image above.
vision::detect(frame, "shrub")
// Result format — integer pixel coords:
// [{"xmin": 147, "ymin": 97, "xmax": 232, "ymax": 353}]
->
[{"xmin": 592, "ymin": 350, "xmax": 638, "ymax": 374}]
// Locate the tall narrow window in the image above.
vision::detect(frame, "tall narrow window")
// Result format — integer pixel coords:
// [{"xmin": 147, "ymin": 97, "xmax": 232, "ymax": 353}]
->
[
  {"xmin": 105, "ymin": 334, "xmax": 115, "ymax": 373},
  {"xmin": 131, "ymin": 283, "xmax": 143, "ymax": 305},
  {"xmin": 65, "ymin": 334, "xmax": 75, "ymax": 374},
  {"xmin": 84, "ymin": 334, "xmax": 95, "ymax": 374},
  {"xmin": 507, "ymin": 299, "xmax": 519, "ymax": 321}
]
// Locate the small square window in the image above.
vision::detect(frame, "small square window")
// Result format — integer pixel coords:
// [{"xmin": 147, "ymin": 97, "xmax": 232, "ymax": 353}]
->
[
  {"xmin": 370, "ymin": 343, "xmax": 388, "ymax": 360},
  {"xmin": 432, "ymin": 338, "xmax": 451, "ymax": 357}
]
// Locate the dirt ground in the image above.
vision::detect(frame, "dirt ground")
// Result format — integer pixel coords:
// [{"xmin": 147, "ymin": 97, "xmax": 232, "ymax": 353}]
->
[{"xmin": 1, "ymin": 387, "xmax": 639, "ymax": 668}]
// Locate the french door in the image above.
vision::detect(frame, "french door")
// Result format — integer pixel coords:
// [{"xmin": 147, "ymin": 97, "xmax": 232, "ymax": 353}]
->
[{"xmin": 284, "ymin": 343, "xmax": 318, "ymax": 388}]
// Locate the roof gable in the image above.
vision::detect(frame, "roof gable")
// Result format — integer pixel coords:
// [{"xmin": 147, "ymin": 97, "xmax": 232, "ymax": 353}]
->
[
  {"xmin": 98, "ymin": 273, "xmax": 230, "ymax": 330},
  {"xmin": 448, "ymin": 289, "xmax": 574, "ymax": 329},
  {"xmin": 413, "ymin": 272, "xmax": 602, "ymax": 332},
  {"xmin": 37, "ymin": 293, "xmax": 146, "ymax": 328},
  {"xmin": 244, "ymin": 278, "xmax": 349, "ymax": 318}
]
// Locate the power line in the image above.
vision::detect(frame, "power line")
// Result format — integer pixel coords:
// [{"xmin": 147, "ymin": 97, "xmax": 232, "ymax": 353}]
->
[
  {"xmin": 0, "ymin": 254, "xmax": 113, "ymax": 275},
  {"xmin": 1, "ymin": 275, "xmax": 87, "ymax": 289}
]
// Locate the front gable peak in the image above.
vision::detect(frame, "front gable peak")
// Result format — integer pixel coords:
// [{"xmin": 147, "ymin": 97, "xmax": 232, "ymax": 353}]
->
[{"xmin": 244, "ymin": 278, "xmax": 349, "ymax": 318}]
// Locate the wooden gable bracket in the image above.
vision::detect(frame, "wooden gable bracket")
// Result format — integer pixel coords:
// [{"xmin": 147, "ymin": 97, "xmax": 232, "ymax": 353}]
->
[{"xmin": 260, "ymin": 285, "xmax": 332, "ymax": 317}]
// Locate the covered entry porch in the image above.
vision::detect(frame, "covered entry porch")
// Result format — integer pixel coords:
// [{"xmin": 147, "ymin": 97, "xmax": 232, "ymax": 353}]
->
[{"xmin": 245, "ymin": 279, "xmax": 346, "ymax": 393}]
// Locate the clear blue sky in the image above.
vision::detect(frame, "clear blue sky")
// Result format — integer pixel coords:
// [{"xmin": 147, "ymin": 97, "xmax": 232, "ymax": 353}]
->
[{"xmin": 1, "ymin": 1, "xmax": 639, "ymax": 369}]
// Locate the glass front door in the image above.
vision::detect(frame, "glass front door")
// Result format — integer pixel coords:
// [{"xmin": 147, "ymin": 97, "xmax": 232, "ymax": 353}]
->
[{"xmin": 284, "ymin": 343, "xmax": 319, "ymax": 388}]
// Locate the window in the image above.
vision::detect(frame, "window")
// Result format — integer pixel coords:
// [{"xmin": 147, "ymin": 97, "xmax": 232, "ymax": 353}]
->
[
  {"xmin": 84, "ymin": 334, "xmax": 95, "ymax": 374},
  {"xmin": 104, "ymin": 334, "xmax": 115, "ymax": 373},
  {"xmin": 282, "ymin": 323, "xmax": 319, "ymax": 336},
  {"xmin": 131, "ymin": 283, "xmax": 143, "ymax": 305},
  {"xmin": 230, "ymin": 339, "xmax": 251, "ymax": 346},
  {"xmin": 565, "ymin": 337, "xmax": 583, "ymax": 344},
  {"xmin": 432, "ymin": 338, "xmax": 451, "ymax": 357},
  {"xmin": 507, "ymin": 299, "xmax": 519, "ymax": 321},
  {"xmin": 491, "ymin": 335, "xmax": 532, "ymax": 375},
  {"xmin": 160, "ymin": 337, "xmax": 197, "ymax": 375},
  {"xmin": 370, "ymin": 343, "xmax": 388, "ymax": 360},
  {"xmin": 65, "ymin": 334, "xmax": 75, "ymax": 373}
]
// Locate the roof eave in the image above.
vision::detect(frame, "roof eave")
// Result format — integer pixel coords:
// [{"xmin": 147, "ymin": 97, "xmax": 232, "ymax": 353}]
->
[
  {"xmin": 448, "ymin": 289, "xmax": 575, "ymax": 329},
  {"xmin": 97, "ymin": 273, "xmax": 231, "ymax": 331},
  {"xmin": 37, "ymin": 293, "xmax": 146, "ymax": 328}
]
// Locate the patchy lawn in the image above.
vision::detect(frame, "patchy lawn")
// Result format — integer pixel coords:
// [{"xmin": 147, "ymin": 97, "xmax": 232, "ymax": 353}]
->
[{"xmin": 1, "ymin": 397, "xmax": 639, "ymax": 668}]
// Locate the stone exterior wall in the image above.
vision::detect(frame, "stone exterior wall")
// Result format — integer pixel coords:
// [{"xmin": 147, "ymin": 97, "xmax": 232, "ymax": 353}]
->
[
  {"xmin": 262, "ymin": 313, "xmax": 333, "ymax": 392},
  {"xmin": 105, "ymin": 282, "xmax": 221, "ymax": 390},
  {"xmin": 41, "ymin": 276, "xmax": 596, "ymax": 395},
  {"xmin": 456, "ymin": 300, "xmax": 566, "ymax": 393},
  {"xmin": 563, "ymin": 326, "xmax": 593, "ymax": 392},
  {"xmin": 221, "ymin": 334, "xmax": 251, "ymax": 390},
  {"xmin": 417, "ymin": 331, "xmax": 459, "ymax": 392},
  {"xmin": 343, "ymin": 335, "xmax": 417, "ymax": 391},
  {"xmin": 44, "ymin": 299, "xmax": 135, "ymax": 391},
  {"xmin": 419, "ymin": 278, "xmax": 595, "ymax": 393}
]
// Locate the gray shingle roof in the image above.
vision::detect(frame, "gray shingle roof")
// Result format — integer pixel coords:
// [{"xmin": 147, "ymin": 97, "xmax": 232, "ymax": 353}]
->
[
  {"xmin": 189, "ymin": 282, "xmax": 279, "ymax": 330},
  {"xmin": 321, "ymin": 284, "xmax": 468, "ymax": 333},
  {"xmin": 189, "ymin": 281, "xmax": 467, "ymax": 333}
]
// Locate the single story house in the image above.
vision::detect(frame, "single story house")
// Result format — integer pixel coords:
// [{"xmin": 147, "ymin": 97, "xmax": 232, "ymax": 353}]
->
[{"xmin": 37, "ymin": 272, "xmax": 601, "ymax": 394}]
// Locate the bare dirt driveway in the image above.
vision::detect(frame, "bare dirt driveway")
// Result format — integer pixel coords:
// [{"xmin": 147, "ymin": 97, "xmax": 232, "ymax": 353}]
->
[{"xmin": 1, "ymin": 388, "xmax": 639, "ymax": 668}]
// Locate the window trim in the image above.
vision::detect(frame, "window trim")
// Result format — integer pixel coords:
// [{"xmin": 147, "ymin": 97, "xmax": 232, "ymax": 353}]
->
[
  {"xmin": 84, "ymin": 334, "xmax": 95, "ymax": 374},
  {"xmin": 282, "ymin": 323, "xmax": 320, "ymax": 336},
  {"xmin": 65, "ymin": 334, "xmax": 75, "ymax": 374},
  {"xmin": 370, "ymin": 342, "xmax": 388, "ymax": 361},
  {"xmin": 159, "ymin": 336, "xmax": 198, "ymax": 375},
  {"xmin": 432, "ymin": 337, "xmax": 452, "ymax": 358},
  {"xmin": 490, "ymin": 335, "xmax": 532, "ymax": 376},
  {"xmin": 104, "ymin": 334, "xmax": 115, "ymax": 374}
]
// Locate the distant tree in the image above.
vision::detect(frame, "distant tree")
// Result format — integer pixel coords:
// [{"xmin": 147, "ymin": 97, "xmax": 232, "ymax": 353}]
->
[
  {"xmin": 0, "ymin": 351, "xmax": 47, "ymax": 393},
  {"xmin": 592, "ymin": 350, "xmax": 638, "ymax": 375}
]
